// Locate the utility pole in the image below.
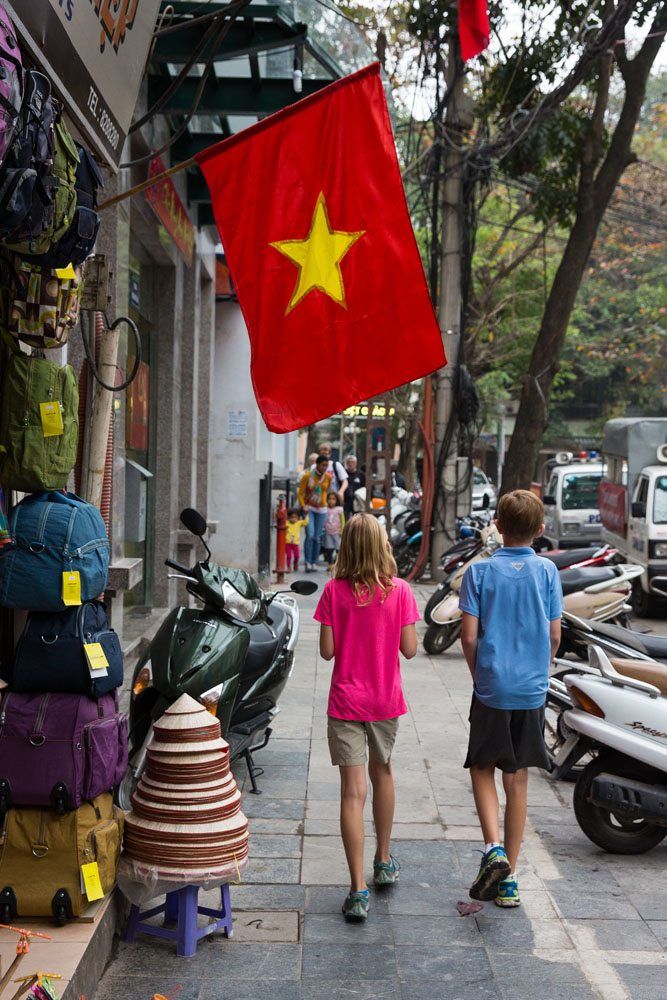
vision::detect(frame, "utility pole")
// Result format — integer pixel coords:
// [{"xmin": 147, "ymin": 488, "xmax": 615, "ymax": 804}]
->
[{"xmin": 430, "ymin": 32, "xmax": 469, "ymax": 580}]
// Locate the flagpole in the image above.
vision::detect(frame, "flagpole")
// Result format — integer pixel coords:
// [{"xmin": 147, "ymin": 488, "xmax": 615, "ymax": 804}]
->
[{"xmin": 97, "ymin": 156, "xmax": 197, "ymax": 212}]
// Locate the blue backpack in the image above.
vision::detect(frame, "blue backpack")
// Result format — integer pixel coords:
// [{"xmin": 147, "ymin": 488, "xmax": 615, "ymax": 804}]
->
[{"xmin": 0, "ymin": 492, "xmax": 109, "ymax": 611}]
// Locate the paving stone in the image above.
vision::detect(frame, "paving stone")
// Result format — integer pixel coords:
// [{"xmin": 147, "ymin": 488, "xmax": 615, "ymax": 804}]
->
[
  {"xmin": 249, "ymin": 834, "xmax": 303, "ymax": 858},
  {"xmin": 565, "ymin": 918, "xmax": 663, "ymax": 952},
  {"xmin": 401, "ymin": 981, "xmax": 500, "ymax": 1000},
  {"xmin": 646, "ymin": 920, "xmax": 667, "ymax": 947},
  {"xmin": 229, "ymin": 884, "xmax": 306, "ymax": 911},
  {"xmin": 103, "ymin": 938, "xmax": 301, "ymax": 980},
  {"xmin": 395, "ymin": 945, "xmax": 494, "ymax": 986},
  {"xmin": 243, "ymin": 796, "xmax": 305, "ymax": 820},
  {"xmin": 247, "ymin": 817, "xmax": 304, "ymax": 835},
  {"xmin": 546, "ymin": 889, "xmax": 642, "ymax": 921},
  {"xmin": 242, "ymin": 857, "xmax": 301, "ymax": 884},
  {"xmin": 228, "ymin": 909, "xmax": 300, "ymax": 943},
  {"xmin": 200, "ymin": 983, "xmax": 301, "ymax": 1000},
  {"xmin": 487, "ymin": 953, "xmax": 591, "ymax": 986},
  {"xmin": 613, "ymin": 962, "xmax": 667, "ymax": 1000},
  {"xmin": 385, "ymin": 883, "xmax": 468, "ymax": 916},
  {"xmin": 476, "ymin": 915, "xmax": 572, "ymax": 951},
  {"xmin": 302, "ymin": 943, "xmax": 397, "ymax": 981},
  {"xmin": 627, "ymin": 893, "xmax": 667, "ymax": 921},
  {"xmin": 299, "ymin": 981, "xmax": 402, "ymax": 999},
  {"xmin": 94, "ymin": 978, "xmax": 201, "ymax": 1000},
  {"xmin": 390, "ymin": 913, "xmax": 481, "ymax": 947},
  {"xmin": 304, "ymin": 912, "xmax": 393, "ymax": 944}
]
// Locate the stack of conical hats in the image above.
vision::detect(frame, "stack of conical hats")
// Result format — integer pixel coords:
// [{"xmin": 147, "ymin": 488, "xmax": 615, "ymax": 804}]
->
[{"xmin": 122, "ymin": 694, "xmax": 249, "ymax": 879}]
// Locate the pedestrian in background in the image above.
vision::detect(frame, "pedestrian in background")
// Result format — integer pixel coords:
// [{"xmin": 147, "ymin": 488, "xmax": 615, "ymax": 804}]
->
[
  {"xmin": 460, "ymin": 490, "xmax": 562, "ymax": 908},
  {"xmin": 285, "ymin": 508, "xmax": 308, "ymax": 572},
  {"xmin": 323, "ymin": 491, "xmax": 344, "ymax": 571},
  {"xmin": 316, "ymin": 443, "xmax": 348, "ymax": 505},
  {"xmin": 298, "ymin": 455, "xmax": 332, "ymax": 572},
  {"xmin": 344, "ymin": 455, "xmax": 365, "ymax": 517},
  {"xmin": 314, "ymin": 514, "xmax": 419, "ymax": 922}
]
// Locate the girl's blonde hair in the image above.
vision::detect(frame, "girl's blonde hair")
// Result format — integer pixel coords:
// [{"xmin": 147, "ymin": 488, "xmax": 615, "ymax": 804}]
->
[{"xmin": 334, "ymin": 513, "xmax": 397, "ymax": 604}]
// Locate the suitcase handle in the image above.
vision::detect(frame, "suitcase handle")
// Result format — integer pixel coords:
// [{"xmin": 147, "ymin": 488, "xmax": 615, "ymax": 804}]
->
[
  {"xmin": 41, "ymin": 634, "xmax": 59, "ymax": 644},
  {"xmin": 29, "ymin": 734, "xmax": 45, "ymax": 747},
  {"xmin": 31, "ymin": 844, "xmax": 48, "ymax": 858}
]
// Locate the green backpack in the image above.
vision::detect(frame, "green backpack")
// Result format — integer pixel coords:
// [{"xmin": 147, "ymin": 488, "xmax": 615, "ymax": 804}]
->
[
  {"xmin": 0, "ymin": 346, "xmax": 78, "ymax": 492},
  {"xmin": 4, "ymin": 115, "xmax": 79, "ymax": 257}
]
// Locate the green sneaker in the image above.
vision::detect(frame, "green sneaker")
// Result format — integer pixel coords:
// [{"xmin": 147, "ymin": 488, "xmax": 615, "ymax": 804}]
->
[
  {"xmin": 495, "ymin": 876, "xmax": 521, "ymax": 907},
  {"xmin": 469, "ymin": 846, "xmax": 511, "ymax": 901},
  {"xmin": 342, "ymin": 889, "xmax": 370, "ymax": 921},
  {"xmin": 373, "ymin": 855, "xmax": 400, "ymax": 887}
]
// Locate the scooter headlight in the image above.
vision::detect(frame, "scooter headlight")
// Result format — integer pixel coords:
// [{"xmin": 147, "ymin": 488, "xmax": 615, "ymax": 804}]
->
[
  {"xmin": 132, "ymin": 661, "xmax": 153, "ymax": 697},
  {"xmin": 200, "ymin": 684, "xmax": 224, "ymax": 717},
  {"xmin": 222, "ymin": 581, "xmax": 260, "ymax": 622}
]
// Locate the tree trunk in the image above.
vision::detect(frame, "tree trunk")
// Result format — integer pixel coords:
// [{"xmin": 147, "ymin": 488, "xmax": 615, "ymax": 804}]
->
[
  {"xmin": 501, "ymin": 5, "xmax": 666, "ymax": 492},
  {"xmin": 397, "ymin": 412, "xmax": 419, "ymax": 490}
]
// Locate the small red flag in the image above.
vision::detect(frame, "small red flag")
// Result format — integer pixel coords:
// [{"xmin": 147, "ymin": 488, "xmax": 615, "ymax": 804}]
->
[
  {"xmin": 196, "ymin": 63, "xmax": 445, "ymax": 434},
  {"xmin": 459, "ymin": 0, "xmax": 490, "ymax": 61}
]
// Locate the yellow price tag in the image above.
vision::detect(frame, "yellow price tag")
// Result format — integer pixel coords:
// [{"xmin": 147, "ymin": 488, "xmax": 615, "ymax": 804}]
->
[
  {"xmin": 55, "ymin": 263, "xmax": 77, "ymax": 280},
  {"xmin": 62, "ymin": 571, "xmax": 82, "ymax": 606},
  {"xmin": 39, "ymin": 402, "xmax": 64, "ymax": 438},
  {"xmin": 81, "ymin": 861, "xmax": 104, "ymax": 901},
  {"xmin": 83, "ymin": 642, "xmax": 109, "ymax": 671}
]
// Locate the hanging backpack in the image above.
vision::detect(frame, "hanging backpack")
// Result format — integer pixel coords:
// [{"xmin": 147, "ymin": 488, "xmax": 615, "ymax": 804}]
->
[
  {"xmin": 0, "ymin": 70, "xmax": 54, "ymax": 246},
  {"xmin": 28, "ymin": 144, "xmax": 104, "ymax": 268},
  {"xmin": 0, "ymin": 491, "xmax": 109, "ymax": 611},
  {"xmin": 0, "ymin": 346, "xmax": 78, "ymax": 492},
  {"xmin": 13, "ymin": 600, "xmax": 123, "ymax": 697},
  {"xmin": 0, "ymin": 4, "xmax": 23, "ymax": 167},
  {"xmin": 0, "ymin": 252, "xmax": 83, "ymax": 349},
  {"xmin": 3, "ymin": 105, "xmax": 78, "ymax": 257}
]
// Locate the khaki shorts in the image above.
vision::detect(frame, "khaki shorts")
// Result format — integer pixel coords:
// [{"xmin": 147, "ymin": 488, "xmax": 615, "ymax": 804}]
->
[{"xmin": 327, "ymin": 716, "xmax": 399, "ymax": 766}]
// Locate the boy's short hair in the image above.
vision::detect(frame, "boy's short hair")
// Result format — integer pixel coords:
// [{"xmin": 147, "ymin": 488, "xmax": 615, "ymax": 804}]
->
[
  {"xmin": 315, "ymin": 454, "xmax": 329, "ymax": 468},
  {"xmin": 497, "ymin": 489, "xmax": 544, "ymax": 540}
]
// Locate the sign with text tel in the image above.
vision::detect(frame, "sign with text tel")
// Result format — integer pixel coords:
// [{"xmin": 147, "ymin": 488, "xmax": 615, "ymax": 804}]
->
[{"xmin": 6, "ymin": 0, "xmax": 162, "ymax": 168}]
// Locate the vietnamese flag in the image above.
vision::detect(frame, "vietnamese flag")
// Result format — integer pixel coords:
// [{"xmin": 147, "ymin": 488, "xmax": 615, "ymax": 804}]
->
[
  {"xmin": 459, "ymin": 0, "xmax": 490, "ymax": 61},
  {"xmin": 196, "ymin": 63, "xmax": 445, "ymax": 433}
]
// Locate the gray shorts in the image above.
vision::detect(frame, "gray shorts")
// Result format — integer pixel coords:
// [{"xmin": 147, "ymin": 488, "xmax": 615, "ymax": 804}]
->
[{"xmin": 327, "ymin": 716, "xmax": 399, "ymax": 766}]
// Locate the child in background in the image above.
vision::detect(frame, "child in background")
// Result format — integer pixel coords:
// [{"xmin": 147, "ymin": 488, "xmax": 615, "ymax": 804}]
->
[
  {"xmin": 323, "ymin": 492, "xmax": 344, "ymax": 571},
  {"xmin": 314, "ymin": 514, "xmax": 419, "ymax": 922},
  {"xmin": 285, "ymin": 508, "xmax": 308, "ymax": 572},
  {"xmin": 459, "ymin": 490, "xmax": 563, "ymax": 908}
]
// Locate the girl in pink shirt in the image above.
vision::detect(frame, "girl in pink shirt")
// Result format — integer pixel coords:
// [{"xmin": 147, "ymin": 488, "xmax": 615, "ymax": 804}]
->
[{"xmin": 314, "ymin": 513, "xmax": 419, "ymax": 922}]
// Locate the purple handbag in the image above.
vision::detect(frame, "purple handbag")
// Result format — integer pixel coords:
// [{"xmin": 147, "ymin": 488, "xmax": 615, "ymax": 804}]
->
[
  {"xmin": 0, "ymin": 690, "xmax": 127, "ymax": 814},
  {"xmin": 0, "ymin": 4, "xmax": 23, "ymax": 166}
]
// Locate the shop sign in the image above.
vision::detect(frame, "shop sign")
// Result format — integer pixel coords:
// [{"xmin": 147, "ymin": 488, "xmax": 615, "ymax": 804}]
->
[
  {"xmin": 6, "ymin": 0, "xmax": 162, "ymax": 168},
  {"xmin": 127, "ymin": 360, "xmax": 150, "ymax": 451},
  {"xmin": 599, "ymin": 480, "xmax": 627, "ymax": 536},
  {"xmin": 146, "ymin": 157, "xmax": 196, "ymax": 266},
  {"xmin": 343, "ymin": 403, "xmax": 396, "ymax": 418},
  {"xmin": 227, "ymin": 410, "xmax": 248, "ymax": 439}
]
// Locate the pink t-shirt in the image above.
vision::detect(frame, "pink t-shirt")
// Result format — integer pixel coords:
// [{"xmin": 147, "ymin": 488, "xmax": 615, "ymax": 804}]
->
[{"xmin": 314, "ymin": 577, "xmax": 420, "ymax": 722}]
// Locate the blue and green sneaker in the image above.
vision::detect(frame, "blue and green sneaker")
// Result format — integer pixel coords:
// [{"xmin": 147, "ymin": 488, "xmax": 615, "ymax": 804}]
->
[
  {"xmin": 374, "ymin": 855, "xmax": 400, "ymax": 887},
  {"xmin": 469, "ymin": 846, "xmax": 511, "ymax": 901},
  {"xmin": 495, "ymin": 876, "xmax": 521, "ymax": 907},
  {"xmin": 342, "ymin": 889, "xmax": 370, "ymax": 921}
]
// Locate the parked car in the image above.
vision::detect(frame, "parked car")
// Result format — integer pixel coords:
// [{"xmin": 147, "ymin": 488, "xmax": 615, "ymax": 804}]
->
[{"xmin": 472, "ymin": 468, "xmax": 497, "ymax": 510}]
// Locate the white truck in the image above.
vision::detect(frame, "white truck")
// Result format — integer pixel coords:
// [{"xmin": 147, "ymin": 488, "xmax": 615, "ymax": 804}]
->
[
  {"xmin": 542, "ymin": 456, "xmax": 605, "ymax": 549},
  {"xmin": 599, "ymin": 417, "xmax": 667, "ymax": 617}
]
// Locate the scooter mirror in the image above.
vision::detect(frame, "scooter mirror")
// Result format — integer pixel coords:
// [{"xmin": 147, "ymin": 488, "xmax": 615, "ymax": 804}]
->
[
  {"xmin": 291, "ymin": 580, "xmax": 318, "ymax": 595},
  {"xmin": 181, "ymin": 508, "xmax": 208, "ymax": 537}
]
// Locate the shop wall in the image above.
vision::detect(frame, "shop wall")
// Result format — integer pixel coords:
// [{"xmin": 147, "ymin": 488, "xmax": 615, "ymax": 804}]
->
[{"xmin": 209, "ymin": 301, "xmax": 298, "ymax": 573}]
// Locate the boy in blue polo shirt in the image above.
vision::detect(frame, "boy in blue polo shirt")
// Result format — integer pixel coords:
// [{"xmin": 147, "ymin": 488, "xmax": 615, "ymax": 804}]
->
[{"xmin": 460, "ymin": 489, "xmax": 563, "ymax": 908}]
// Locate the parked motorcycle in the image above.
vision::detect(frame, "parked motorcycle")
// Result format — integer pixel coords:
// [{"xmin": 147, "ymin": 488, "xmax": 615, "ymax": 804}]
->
[
  {"xmin": 552, "ymin": 645, "xmax": 667, "ymax": 854},
  {"xmin": 117, "ymin": 508, "xmax": 317, "ymax": 808},
  {"xmin": 424, "ymin": 551, "xmax": 641, "ymax": 656}
]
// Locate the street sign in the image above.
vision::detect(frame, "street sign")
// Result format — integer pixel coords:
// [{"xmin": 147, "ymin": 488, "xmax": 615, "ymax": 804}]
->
[
  {"xmin": 343, "ymin": 403, "xmax": 396, "ymax": 418},
  {"xmin": 6, "ymin": 0, "xmax": 162, "ymax": 169}
]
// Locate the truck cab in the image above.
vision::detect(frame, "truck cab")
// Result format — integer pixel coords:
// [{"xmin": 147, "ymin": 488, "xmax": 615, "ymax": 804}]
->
[
  {"xmin": 542, "ymin": 457, "xmax": 604, "ymax": 549},
  {"xmin": 600, "ymin": 418, "xmax": 667, "ymax": 617}
]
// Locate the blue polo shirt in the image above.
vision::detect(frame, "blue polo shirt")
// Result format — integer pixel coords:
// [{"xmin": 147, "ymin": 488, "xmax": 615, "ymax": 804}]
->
[{"xmin": 459, "ymin": 547, "xmax": 563, "ymax": 710}]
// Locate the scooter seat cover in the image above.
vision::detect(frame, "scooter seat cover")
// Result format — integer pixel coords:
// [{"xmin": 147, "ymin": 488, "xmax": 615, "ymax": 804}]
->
[
  {"xmin": 591, "ymin": 620, "xmax": 667, "ymax": 661},
  {"xmin": 559, "ymin": 566, "xmax": 619, "ymax": 596}
]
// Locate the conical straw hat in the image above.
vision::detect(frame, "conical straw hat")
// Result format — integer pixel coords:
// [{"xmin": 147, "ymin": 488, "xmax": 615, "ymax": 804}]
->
[
  {"xmin": 146, "ymin": 747, "xmax": 226, "ymax": 763},
  {"xmin": 147, "ymin": 736, "xmax": 227, "ymax": 754},
  {"xmin": 124, "ymin": 810, "xmax": 248, "ymax": 837}
]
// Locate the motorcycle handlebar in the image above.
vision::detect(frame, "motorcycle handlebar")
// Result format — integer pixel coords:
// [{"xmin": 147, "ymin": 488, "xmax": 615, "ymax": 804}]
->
[{"xmin": 165, "ymin": 558, "xmax": 193, "ymax": 576}]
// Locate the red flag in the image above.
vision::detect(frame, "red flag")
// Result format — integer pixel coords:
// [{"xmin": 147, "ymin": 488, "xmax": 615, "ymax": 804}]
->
[
  {"xmin": 459, "ymin": 0, "xmax": 490, "ymax": 61},
  {"xmin": 196, "ymin": 63, "xmax": 445, "ymax": 434}
]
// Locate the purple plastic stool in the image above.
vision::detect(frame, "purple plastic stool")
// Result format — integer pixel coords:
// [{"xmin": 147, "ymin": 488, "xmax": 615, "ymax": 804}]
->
[{"xmin": 125, "ymin": 883, "xmax": 233, "ymax": 957}]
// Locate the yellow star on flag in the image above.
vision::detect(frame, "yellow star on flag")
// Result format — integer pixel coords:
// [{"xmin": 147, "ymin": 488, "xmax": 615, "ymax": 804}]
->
[{"xmin": 270, "ymin": 193, "xmax": 365, "ymax": 314}]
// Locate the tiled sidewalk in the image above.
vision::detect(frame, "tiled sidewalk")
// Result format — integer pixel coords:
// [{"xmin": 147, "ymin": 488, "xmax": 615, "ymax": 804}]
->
[{"xmin": 97, "ymin": 590, "xmax": 666, "ymax": 1000}]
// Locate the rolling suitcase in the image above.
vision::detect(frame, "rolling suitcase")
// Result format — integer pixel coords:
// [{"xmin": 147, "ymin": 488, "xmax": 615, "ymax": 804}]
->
[
  {"xmin": 0, "ymin": 793, "xmax": 124, "ymax": 923},
  {"xmin": 0, "ymin": 690, "xmax": 127, "ymax": 815}
]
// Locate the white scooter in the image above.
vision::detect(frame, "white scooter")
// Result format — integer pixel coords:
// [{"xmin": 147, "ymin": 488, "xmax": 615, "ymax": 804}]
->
[{"xmin": 552, "ymin": 645, "xmax": 667, "ymax": 854}]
